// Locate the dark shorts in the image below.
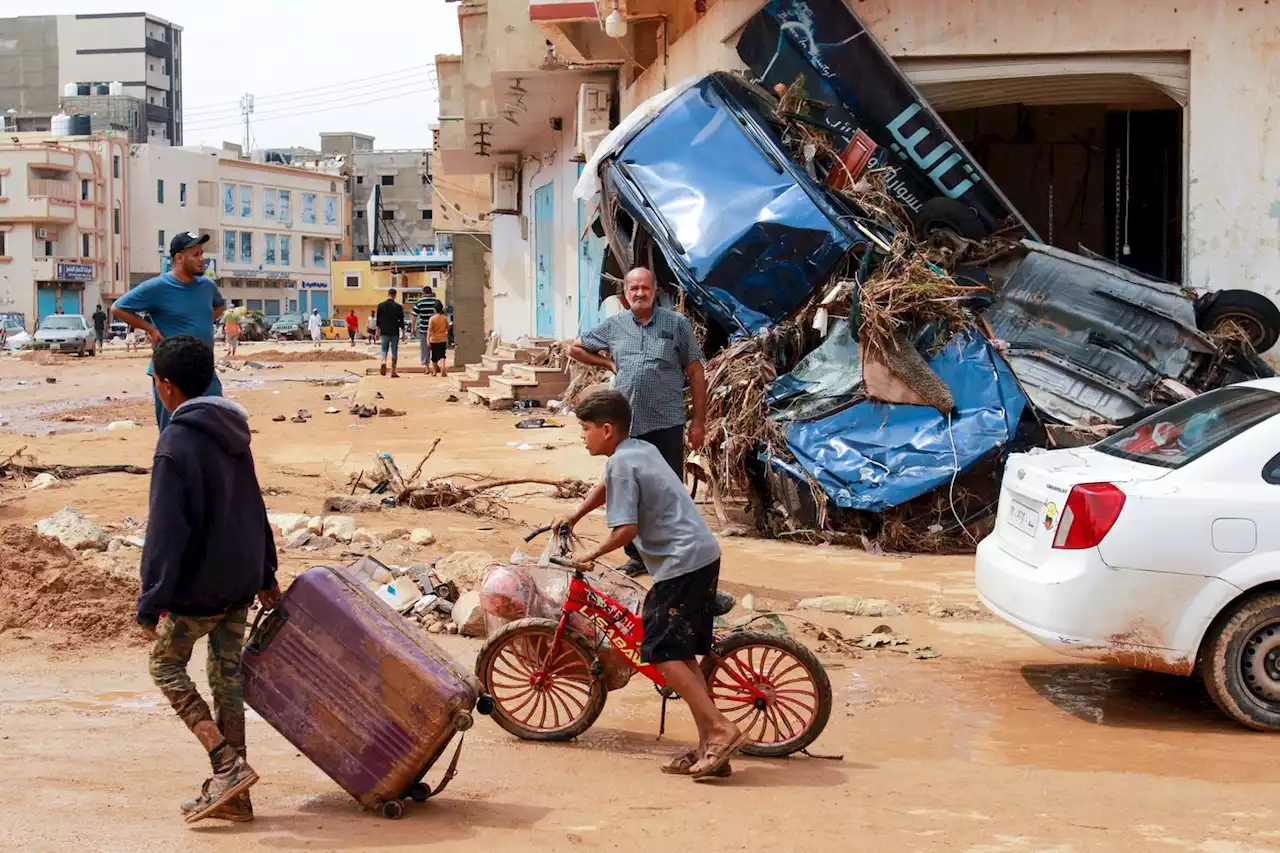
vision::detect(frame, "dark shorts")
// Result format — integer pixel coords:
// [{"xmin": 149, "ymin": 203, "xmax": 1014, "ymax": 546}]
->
[
  {"xmin": 640, "ymin": 559, "xmax": 720, "ymax": 664},
  {"xmin": 430, "ymin": 342, "xmax": 447, "ymax": 362}
]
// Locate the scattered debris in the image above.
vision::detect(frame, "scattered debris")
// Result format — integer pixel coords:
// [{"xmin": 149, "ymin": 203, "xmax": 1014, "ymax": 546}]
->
[
  {"xmin": 515, "ymin": 418, "xmax": 563, "ymax": 429},
  {"xmin": 321, "ymin": 515, "xmax": 357, "ymax": 543},
  {"xmin": 285, "ymin": 529, "xmax": 312, "ymax": 549},
  {"xmin": 913, "ymin": 646, "xmax": 942, "ymax": 660},
  {"xmin": 1, "ymin": 445, "xmax": 149, "ymax": 481},
  {"xmin": 272, "ymin": 415, "xmax": 286, "ymax": 422},
  {"xmin": 325, "ymin": 407, "xmax": 340, "ymax": 414},
  {"xmin": 28, "ymin": 473, "xmax": 59, "ymax": 491},
  {"xmin": 445, "ymin": 394, "xmax": 459, "ymax": 403},
  {"xmin": 267, "ymin": 513, "xmax": 310, "ymax": 536},
  {"xmin": 321, "ymin": 494, "xmax": 385, "ymax": 514},
  {"xmin": 855, "ymin": 625, "xmax": 909, "ymax": 649},
  {"xmin": 378, "ymin": 407, "xmax": 405, "ymax": 418},
  {"xmin": 105, "ymin": 420, "xmax": 137, "ymax": 431},
  {"xmin": 796, "ymin": 596, "xmax": 903, "ymax": 617},
  {"xmin": 410, "ymin": 528, "xmax": 436, "ymax": 546},
  {"xmin": 719, "ymin": 524, "xmax": 750, "ymax": 538},
  {"xmin": 450, "ymin": 590, "xmax": 486, "ymax": 637}
]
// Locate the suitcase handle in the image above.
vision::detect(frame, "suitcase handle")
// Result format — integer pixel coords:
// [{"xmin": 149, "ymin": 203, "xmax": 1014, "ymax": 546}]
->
[{"xmin": 245, "ymin": 604, "xmax": 288, "ymax": 655}]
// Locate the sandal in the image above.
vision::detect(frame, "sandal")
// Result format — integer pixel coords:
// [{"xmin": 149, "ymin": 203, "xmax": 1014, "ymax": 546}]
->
[
  {"xmin": 690, "ymin": 730, "xmax": 750, "ymax": 781},
  {"xmin": 662, "ymin": 749, "xmax": 731, "ymax": 777}
]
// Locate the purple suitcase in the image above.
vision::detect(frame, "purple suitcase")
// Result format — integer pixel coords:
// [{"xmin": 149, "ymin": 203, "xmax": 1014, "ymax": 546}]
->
[{"xmin": 243, "ymin": 564, "xmax": 484, "ymax": 818}]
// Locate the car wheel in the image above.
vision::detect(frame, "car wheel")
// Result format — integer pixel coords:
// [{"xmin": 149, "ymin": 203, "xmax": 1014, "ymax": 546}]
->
[
  {"xmin": 1199, "ymin": 289, "xmax": 1280, "ymax": 352},
  {"xmin": 914, "ymin": 198, "xmax": 988, "ymax": 242},
  {"xmin": 1202, "ymin": 592, "xmax": 1280, "ymax": 731}
]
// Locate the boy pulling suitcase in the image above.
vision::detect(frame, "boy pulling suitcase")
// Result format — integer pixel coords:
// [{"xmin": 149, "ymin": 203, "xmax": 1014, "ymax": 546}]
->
[{"xmin": 136, "ymin": 335, "xmax": 281, "ymax": 823}]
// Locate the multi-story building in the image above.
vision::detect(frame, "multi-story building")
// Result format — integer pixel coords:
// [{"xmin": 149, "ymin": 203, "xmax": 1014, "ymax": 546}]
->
[
  {"xmin": 320, "ymin": 132, "xmax": 435, "ymax": 258},
  {"xmin": 0, "ymin": 12, "xmax": 183, "ymax": 144},
  {"xmin": 127, "ymin": 146, "xmax": 346, "ymax": 318},
  {"xmin": 0, "ymin": 134, "xmax": 129, "ymax": 327}
]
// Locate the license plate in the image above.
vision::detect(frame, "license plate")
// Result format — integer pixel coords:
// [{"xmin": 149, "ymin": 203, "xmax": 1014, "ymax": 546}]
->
[{"xmin": 1005, "ymin": 498, "xmax": 1040, "ymax": 537}]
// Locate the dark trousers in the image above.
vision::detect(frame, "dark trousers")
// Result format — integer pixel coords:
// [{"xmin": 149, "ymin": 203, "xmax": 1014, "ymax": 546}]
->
[{"xmin": 623, "ymin": 424, "xmax": 685, "ymax": 565}]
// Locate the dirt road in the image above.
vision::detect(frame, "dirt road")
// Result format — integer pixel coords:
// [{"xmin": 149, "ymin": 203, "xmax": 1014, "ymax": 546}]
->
[{"xmin": 2, "ymin": 343, "xmax": 1279, "ymax": 852}]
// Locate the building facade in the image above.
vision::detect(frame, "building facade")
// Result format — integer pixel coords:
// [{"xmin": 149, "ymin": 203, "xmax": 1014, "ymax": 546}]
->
[
  {"xmin": 331, "ymin": 258, "xmax": 448, "ymax": 325},
  {"xmin": 438, "ymin": 0, "xmax": 1280, "ymax": 344},
  {"xmin": 127, "ymin": 146, "xmax": 346, "ymax": 318},
  {"xmin": 0, "ymin": 135, "xmax": 129, "ymax": 328},
  {"xmin": 322, "ymin": 132, "xmax": 436, "ymax": 259},
  {"xmin": 0, "ymin": 12, "xmax": 183, "ymax": 144}
]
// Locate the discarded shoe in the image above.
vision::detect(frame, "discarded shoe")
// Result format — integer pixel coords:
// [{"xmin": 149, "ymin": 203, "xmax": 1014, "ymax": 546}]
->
[
  {"xmin": 618, "ymin": 559, "xmax": 649, "ymax": 578},
  {"xmin": 272, "ymin": 415, "xmax": 286, "ymax": 422}
]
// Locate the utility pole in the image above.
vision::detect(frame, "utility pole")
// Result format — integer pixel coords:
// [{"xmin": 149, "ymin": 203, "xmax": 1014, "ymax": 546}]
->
[{"xmin": 239, "ymin": 93, "xmax": 255, "ymax": 153}]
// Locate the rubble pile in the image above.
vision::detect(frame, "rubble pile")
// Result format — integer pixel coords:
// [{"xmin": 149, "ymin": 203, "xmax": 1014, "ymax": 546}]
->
[{"xmin": 0, "ymin": 524, "xmax": 141, "ymax": 643}]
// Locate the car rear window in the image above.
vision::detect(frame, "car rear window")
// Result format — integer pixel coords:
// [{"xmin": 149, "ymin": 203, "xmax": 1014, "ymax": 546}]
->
[{"xmin": 1095, "ymin": 386, "xmax": 1280, "ymax": 469}]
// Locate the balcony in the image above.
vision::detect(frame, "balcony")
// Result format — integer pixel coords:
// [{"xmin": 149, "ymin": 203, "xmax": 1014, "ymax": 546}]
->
[
  {"xmin": 146, "ymin": 103, "xmax": 170, "ymax": 124},
  {"xmin": 146, "ymin": 36, "xmax": 172, "ymax": 58},
  {"xmin": 30, "ymin": 180, "xmax": 76, "ymax": 202}
]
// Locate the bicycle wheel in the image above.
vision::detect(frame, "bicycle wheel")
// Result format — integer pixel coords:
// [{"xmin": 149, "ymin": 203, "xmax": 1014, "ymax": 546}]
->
[
  {"xmin": 702, "ymin": 630, "xmax": 832, "ymax": 757},
  {"xmin": 474, "ymin": 617, "xmax": 608, "ymax": 742}
]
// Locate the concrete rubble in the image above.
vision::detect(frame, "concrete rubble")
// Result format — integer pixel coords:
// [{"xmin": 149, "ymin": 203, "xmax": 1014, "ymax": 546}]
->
[
  {"xmin": 797, "ymin": 596, "xmax": 903, "ymax": 617},
  {"xmin": 34, "ymin": 507, "xmax": 107, "ymax": 551}
]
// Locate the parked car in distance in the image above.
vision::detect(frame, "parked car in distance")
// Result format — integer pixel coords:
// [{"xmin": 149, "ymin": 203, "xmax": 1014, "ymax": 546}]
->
[
  {"xmin": 269, "ymin": 313, "xmax": 306, "ymax": 341},
  {"xmin": 1, "ymin": 312, "xmax": 28, "ymax": 350},
  {"xmin": 108, "ymin": 320, "xmax": 129, "ymax": 339},
  {"xmin": 321, "ymin": 317, "xmax": 348, "ymax": 340},
  {"xmin": 977, "ymin": 379, "xmax": 1280, "ymax": 730},
  {"xmin": 34, "ymin": 314, "xmax": 96, "ymax": 356}
]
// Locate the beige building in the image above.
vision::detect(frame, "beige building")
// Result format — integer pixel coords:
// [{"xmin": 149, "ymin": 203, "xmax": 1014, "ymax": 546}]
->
[
  {"xmin": 0, "ymin": 134, "xmax": 129, "ymax": 327},
  {"xmin": 439, "ymin": 0, "xmax": 1280, "ymax": 342},
  {"xmin": 127, "ymin": 146, "xmax": 346, "ymax": 318}
]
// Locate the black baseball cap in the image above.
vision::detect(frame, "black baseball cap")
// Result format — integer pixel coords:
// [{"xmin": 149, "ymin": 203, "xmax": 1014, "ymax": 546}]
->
[{"xmin": 169, "ymin": 231, "xmax": 210, "ymax": 256}]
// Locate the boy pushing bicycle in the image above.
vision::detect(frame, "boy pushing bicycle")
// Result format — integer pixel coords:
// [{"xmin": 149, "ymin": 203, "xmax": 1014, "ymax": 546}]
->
[{"xmin": 554, "ymin": 390, "xmax": 747, "ymax": 780}]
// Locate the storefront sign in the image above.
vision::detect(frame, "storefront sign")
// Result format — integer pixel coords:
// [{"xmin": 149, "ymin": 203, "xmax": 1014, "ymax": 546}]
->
[
  {"xmin": 299, "ymin": 280, "xmax": 328, "ymax": 290},
  {"xmin": 56, "ymin": 263, "xmax": 94, "ymax": 281}
]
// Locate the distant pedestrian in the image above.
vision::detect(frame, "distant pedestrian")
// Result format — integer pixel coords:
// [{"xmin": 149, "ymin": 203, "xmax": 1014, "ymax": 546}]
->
[
  {"xmin": 428, "ymin": 306, "xmax": 450, "ymax": 376},
  {"xmin": 307, "ymin": 309, "xmax": 322, "ymax": 349},
  {"xmin": 569, "ymin": 266, "xmax": 708, "ymax": 576},
  {"xmin": 345, "ymin": 309, "xmax": 359, "ymax": 347},
  {"xmin": 376, "ymin": 288, "xmax": 405, "ymax": 378},
  {"xmin": 223, "ymin": 307, "xmax": 242, "ymax": 357},
  {"xmin": 125, "ymin": 326, "xmax": 140, "ymax": 353},
  {"xmin": 92, "ymin": 304, "xmax": 107, "ymax": 349},
  {"xmin": 111, "ymin": 231, "xmax": 226, "ymax": 432},
  {"xmin": 366, "ymin": 310, "xmax": 377, "ymax": 344},
  {"xmin": 413, "ymin": 288, "xmax": 444, "ymax": 368}
]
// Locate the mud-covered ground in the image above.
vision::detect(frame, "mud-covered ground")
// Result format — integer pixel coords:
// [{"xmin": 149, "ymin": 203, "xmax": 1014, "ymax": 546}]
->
[{"xmin": 2, "ymin": 341, "xmax": 1279, "ymax": 853}]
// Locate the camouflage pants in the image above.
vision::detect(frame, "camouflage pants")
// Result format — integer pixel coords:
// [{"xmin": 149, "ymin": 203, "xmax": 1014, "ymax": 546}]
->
[{"xmin": 148, "ymin": 607, "xmax": 250, "ymax": 757}]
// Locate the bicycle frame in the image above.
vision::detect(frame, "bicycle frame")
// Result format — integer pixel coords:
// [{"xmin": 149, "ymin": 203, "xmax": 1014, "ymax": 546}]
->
[{"xmin": 542, "ymin": 569, "xmax": 771, "ymax": 702}]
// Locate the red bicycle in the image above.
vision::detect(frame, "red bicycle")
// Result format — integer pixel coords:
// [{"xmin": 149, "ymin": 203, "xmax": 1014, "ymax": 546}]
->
[{"xmin": 474, "ymin": 527, "xmax": 833, "ymax": 756}]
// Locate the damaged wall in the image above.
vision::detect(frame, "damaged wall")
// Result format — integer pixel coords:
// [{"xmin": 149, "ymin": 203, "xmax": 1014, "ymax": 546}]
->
[{"xmin": 624, "ymin": 0, "xmax": 1280, "ymax": 304}]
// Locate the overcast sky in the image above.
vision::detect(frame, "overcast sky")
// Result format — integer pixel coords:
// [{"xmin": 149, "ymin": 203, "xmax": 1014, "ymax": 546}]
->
[{"xmin": 44, "ymin": 0, "xmax": 462, "ymax": 150}]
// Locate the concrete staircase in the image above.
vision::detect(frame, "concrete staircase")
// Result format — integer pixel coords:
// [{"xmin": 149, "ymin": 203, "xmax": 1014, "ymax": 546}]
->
[{"xmin": 463, "ymin": 339, "xmax": 570, "ymax": 410}]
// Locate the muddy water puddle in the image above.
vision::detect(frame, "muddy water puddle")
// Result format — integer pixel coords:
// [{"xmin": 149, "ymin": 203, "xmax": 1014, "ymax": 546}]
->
[{"xmin": 0, "ymin": 395, "xmax": 150, "ymax": 436}]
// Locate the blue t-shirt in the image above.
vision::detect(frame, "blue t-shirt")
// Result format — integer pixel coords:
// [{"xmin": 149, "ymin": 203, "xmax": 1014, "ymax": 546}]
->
[{"xmin": 113, "ymin": 273, "xmax": 224, "ymax": 374}]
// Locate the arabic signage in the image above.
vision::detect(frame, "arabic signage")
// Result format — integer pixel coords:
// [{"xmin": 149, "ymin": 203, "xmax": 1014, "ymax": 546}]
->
[
  {"xmin": 56, "ymin": 263, "xmax": 94, "ymax": 281},
  {"xmin": 736, "ymin": 0, "xmax": 1027, "ymax": 235}
]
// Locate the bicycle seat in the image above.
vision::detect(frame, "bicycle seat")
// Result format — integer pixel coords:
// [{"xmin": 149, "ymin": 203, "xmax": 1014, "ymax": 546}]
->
[{"xmin": 712, "ymin": 591, "xmax": 735, "ymax": 617}]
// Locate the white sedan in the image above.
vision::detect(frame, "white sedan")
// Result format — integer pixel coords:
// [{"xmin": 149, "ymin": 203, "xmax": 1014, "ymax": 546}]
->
[{"xmin": 977, "ymin": 379, "xmax": 1280, "ymax": 730}]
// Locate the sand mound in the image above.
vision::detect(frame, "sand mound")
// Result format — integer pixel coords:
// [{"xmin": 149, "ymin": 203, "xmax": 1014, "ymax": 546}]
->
[
  {"xmin": 239, "ymin": 349, "xmax": 373, "ymax": 363},
  {"xmin": 0, "ymin": 525, "xmax": 143, "ymax": 644}
]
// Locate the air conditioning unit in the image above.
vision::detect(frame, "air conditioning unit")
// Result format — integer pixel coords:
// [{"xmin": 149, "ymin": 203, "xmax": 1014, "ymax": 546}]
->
[
  {"xmin": 492, "ymin": 157, "xmax": 519, "ymax": 215},
  {"xmin": 576, "ymin": 82, "xmax": 612, "ymax": 160},
  {"xmin": 34, "ymin": 228, "xmax": 51, "ymax": 241}
]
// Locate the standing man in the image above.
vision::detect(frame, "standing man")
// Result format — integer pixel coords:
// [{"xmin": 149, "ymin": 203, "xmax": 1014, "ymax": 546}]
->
[
  {"xmin": 308, "ymin": 309, "xmax": 323, "ymax": 350},
  {"xmin": 92, "ymin": 304, "xmax": 108, "ymax": 350},
  {"xmin": 112, "ymin": 231, "xmax": 226, "ymax": 432},
  {"xmin": 569, "ymin": 267, "xmax": 707, "ymax": 576},
  {"xmin": 413, "ymin": 287, "xmax": 444, "ymax": 368},
  {"xmin": 376, "ymin": 288, "xmax": 405, "ymax": 377},
  {"xmin": 427, "ymin": 306, "xmax": 450, "ymax": 377},
  {"xmin": 345, "ymin": 308, "xmax": 359, "ymax": 347}
]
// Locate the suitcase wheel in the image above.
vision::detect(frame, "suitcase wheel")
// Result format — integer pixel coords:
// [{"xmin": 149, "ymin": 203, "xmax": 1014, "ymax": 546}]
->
[
  {"xmin": 410, "ymin": 783, "xmax": 431, "ymax": 803},
  {"xmin": 379, "ymin": 799, "xmax": 406, "ymax": 820},
  {"xmin": 451, "ymin": 710, "xmax": 474, "ymax": 732}
]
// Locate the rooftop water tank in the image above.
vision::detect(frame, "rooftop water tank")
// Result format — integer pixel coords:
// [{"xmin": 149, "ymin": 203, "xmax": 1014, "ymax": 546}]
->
[
  {"xmin": 70, "ymin": 114, "xmax": 92, "ymax": 136},
  {"xmin": 51, "ymin": 113, "xmax": 72, "ymax": 136},
  {"xmin": 108, "ymin": 81, "xmax": 124, "ymax": 96},
  {"xmin": 94, "ymin": 83, "xmax": 109, "ymax": 96},
  {"xmin": 63, "ymin": 82, "xmax": 78, "ymax": 97},
  {"xmin": 76, "ymin": 83, "xmax": 90, "ymax": 96}
]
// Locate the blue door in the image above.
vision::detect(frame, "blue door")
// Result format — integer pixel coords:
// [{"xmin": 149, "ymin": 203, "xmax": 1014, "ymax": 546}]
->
[
  {"xmin": 37, "ymin": 286, "xmax": 58, "ymax": 322},
  {"xmin": 534, "ymin": 182, "xmax": 555, "ymax": 338},
  {"xmin": 62, "ymin": 288, "xmax": 81, "ymax": 316},
  {"xmin": 577, "ymin": 164, "xmax": 608, "ymax": 335},
  {"xmin": 310, "ymin": 290, "xmax": 329, "ymax": 319},
  {"xmin": 298, "ymin": 291, "xmax": 308, "ymax": 314}
]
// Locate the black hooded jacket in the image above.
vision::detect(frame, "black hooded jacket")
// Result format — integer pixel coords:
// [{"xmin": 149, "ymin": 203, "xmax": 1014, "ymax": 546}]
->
[{"xmin": 136, "ymin": 397, "xmax": 277, "ymax": 626}]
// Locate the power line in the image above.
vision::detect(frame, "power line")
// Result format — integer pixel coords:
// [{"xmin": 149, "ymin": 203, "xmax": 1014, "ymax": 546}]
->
[
  {"xmin": 184, "ymin": 79, "xmax": 433, "ymax": 130},
  {"xmin": 183, "ymin": 71, "xmax": 437, "ymax": 123},
  {"xmin": 183, "ymin": 64, "xmax": 438, "ymax": 116},
  {"xmin": 183, "ymin": 86, "xmax": 437, "ymax": 135}
]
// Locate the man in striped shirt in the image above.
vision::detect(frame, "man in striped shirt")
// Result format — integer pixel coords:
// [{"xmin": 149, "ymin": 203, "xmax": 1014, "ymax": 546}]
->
[{"xmin": 413, "ymin": 288, "xmax": 444, "ymax": 367}]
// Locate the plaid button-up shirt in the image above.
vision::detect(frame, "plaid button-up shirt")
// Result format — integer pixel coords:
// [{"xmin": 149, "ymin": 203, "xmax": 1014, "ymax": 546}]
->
[{"xmin": 579, "ymin": 307, "xmax": 704, "ymax": 436}]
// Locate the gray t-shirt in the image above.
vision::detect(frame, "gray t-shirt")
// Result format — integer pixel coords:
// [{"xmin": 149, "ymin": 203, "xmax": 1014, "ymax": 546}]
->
[{"xmin": 604, "ymin": 438, "xmax": 720, "ymax": 582}]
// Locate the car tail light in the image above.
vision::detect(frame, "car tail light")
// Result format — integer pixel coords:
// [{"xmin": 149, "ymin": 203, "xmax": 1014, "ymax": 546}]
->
[{"xmin": 1052, "ymin": 482, "xmax": 1126, "ymax": 550}]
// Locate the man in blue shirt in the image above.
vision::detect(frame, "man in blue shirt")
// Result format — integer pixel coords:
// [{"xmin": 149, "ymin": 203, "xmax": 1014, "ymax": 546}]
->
[{"xmin": 112, "ymin": 232, "xmax": 226, "ymax": 432}]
